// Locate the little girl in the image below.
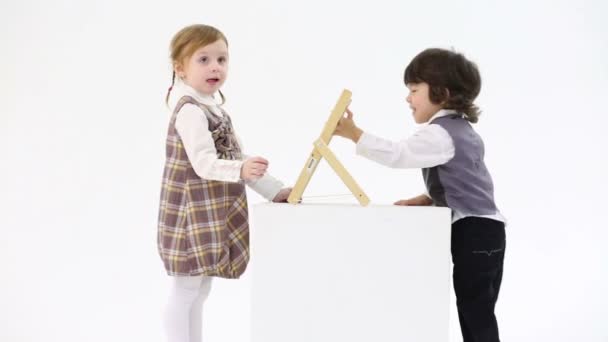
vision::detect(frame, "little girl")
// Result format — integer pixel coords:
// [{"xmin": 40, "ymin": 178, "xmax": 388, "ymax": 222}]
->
[
  {"xmin": 334, "ymin": 48, "xmax": 506, "ymax": 342},
  {"xmin": 157, "ymin": 24, "xmax": 291, "ymax": 342}
]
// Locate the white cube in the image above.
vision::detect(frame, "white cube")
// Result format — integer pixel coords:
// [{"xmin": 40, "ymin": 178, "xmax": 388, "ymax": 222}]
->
[{"xmin": 250, "ymin": 203, "xmax": 452, "ymax": 342}]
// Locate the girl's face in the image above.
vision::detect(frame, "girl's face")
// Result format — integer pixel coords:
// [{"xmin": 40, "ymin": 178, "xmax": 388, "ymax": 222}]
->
[
  {"xmin": 406, "ymin": 82, "xmax": 443, "ymax": 124},
  {"xmin": 177, "ymin": 39, "xmax": 229, "ymax": 96}
]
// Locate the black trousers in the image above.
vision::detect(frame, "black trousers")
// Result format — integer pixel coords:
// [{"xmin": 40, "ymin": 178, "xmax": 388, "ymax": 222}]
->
[{"xmin": 451, "ymin": 217, "xmax": 506, "ymax": 342}]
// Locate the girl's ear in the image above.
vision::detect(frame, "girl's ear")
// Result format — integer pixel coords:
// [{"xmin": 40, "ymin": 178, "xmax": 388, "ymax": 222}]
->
[{"xmin": 174, "ymin": 62, "xmax": 184, "ymax": 78}]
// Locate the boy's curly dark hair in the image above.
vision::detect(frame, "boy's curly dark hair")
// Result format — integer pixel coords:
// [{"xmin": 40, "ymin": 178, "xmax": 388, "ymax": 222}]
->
[{"xmin": 404, "ymin": 48, "xmax": 482, "ymax": 123}]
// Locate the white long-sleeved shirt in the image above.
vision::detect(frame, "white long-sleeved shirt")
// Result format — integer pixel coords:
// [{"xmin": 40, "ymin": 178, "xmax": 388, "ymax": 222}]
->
[
  {"xmin": 356, "ymin": 109, "xmax": 505, "ymax": 223},
  {"xmin": 356, "ymin": 109, "xmax": 456, "ymax": 168},
  {"xmin": 167, "ymin": 79, "xmax": 283, "ymax": 201}
]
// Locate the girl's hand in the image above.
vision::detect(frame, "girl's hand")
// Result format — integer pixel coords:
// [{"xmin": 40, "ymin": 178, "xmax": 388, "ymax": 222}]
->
[
  {"xmin": 334, "ymin": 107, "xmax": 363, "ymax": 143},
  {"xmin": 272, "ymin": 187, "xmax": 293, "ymax": 203},
  {"xmin": 241, "ymin": 157, "xmax": 268, "ymax": 181},
  {"xmin": 394, "ymin": 194, "xmax": 433, "ymax": 206}
]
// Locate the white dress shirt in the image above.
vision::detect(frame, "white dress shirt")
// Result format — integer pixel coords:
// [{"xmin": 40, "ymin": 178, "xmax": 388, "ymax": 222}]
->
[
  {"xmin": 356, "ymin": 109, "xmax": 456, "ymax": 168},
  {"xmin": 356, "ymin": 109, "xmax": 505, "ymax": 223},
  {"xmin": 167, "ymin": 79, "xmax": 283, "ymax": 201}
]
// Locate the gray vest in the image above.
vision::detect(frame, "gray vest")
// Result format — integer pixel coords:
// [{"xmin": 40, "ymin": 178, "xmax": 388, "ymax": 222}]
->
[{"xmin": 422, "ymin": 114, "xmax": 497, "ymax": 215}]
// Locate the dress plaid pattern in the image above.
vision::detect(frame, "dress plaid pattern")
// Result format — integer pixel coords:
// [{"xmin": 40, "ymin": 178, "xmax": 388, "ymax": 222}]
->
[{"xmin": 158, "ymin": 96, "xmax": 249, "ymax": 278}]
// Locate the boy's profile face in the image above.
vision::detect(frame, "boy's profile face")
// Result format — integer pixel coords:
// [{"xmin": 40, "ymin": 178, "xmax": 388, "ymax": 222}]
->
[{"xmin": 406, "ymin": 82, "xmax": 443, "ymax": 124}]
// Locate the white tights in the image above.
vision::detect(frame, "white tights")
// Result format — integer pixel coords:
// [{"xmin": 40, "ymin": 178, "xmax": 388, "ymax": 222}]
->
[{"xmin": 164, "ymin": 275, "xmax": 213, "ymax": 342}]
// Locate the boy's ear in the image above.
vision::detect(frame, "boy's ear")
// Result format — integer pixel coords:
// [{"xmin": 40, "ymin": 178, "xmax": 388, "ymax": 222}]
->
[{"xmin": 442, "ymin": 88, "xmax": 450, "ymax": 105}]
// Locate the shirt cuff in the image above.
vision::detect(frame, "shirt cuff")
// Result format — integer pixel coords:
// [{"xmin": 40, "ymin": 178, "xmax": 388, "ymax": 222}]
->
[
  {"xmin": 246, "ymin": 173, "xmax": 284, "ymax": 201},
  {"xmin": 355, "ymin": 132, "xmax": 374, "ymax": 158}
]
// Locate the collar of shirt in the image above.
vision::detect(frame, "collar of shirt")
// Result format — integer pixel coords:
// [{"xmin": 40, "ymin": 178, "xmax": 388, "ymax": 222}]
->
[
  {"xmin": 426, "ymin": 109, "xmax": 460, "ymax": 125},
  {"xmin": 169, "ymin": 78, "xmax": 221, "ymax": 111}
]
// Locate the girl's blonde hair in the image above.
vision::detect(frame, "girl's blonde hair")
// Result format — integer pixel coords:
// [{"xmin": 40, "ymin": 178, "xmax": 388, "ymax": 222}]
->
[{"xmin": 166, "ymin": 24, "xmax": 229, "ymax": 104}]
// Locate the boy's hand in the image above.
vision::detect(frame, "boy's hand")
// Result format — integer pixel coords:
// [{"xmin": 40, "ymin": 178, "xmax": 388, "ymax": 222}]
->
[
  {"xmin": 241, "ymin": 157, "xmax": 268, "ymax": 181},
  {"xmin": 272, "ymin": 187, "xmax": 293, "ymax": 203},
  {"xmin": 394, "ymin": 194, "xmax": 433, "ymax": 206},
  {"xmin": 334, "ymin": 107, "xmax": 363, "ymax": 143}
]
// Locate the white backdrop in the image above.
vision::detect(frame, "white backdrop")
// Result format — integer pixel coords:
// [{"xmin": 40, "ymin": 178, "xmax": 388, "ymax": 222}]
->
[{"xmin": 1, "ymin": 0, "xmax": 607, "ymax": 341}]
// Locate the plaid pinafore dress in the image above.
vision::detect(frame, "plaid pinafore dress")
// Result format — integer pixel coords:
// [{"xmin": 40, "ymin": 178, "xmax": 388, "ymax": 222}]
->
[{"xmin": 157, "ymin": 96, "xmax": 249, "ymax": 278}]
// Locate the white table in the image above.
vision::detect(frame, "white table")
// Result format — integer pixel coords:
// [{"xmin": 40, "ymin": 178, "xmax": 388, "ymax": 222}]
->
[{"xmin": 250, "ymin": 203, "xmax": 452, "ymax": 342}]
